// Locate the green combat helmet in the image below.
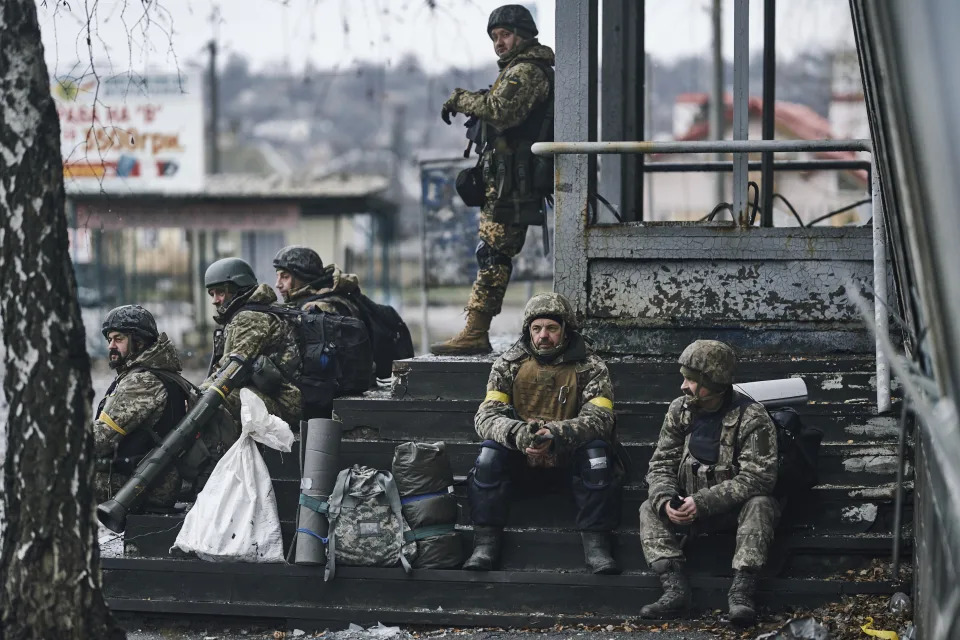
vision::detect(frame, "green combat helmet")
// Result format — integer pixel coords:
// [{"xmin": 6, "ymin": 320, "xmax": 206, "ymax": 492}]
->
[
  {"xmin": 521, "ymin": 292, "xmax": 577, "ymax": 334},
  {"xmin": 204, "ymin": 257, "xmax": 257, "ymax": 291},
  {"xmin": 487, "ymin": 4, "xmax": 539, "ymax": 39},
  {"xmin": 101, "ymin": 305, "xmax": 159, "ymax": 342},
  {"xmin": 273, "ymin": 246, "xmax": 325, "ymax": 283},
  {"xmin": 678, "ymin": 339, "xmax": 736, "ymax": 390}
]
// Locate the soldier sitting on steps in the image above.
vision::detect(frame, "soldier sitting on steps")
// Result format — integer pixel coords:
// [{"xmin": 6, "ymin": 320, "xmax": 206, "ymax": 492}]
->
[
  {"xmin": 463, "ymin": 292, "xmax": 623, "ymax": 574},
  {"xmin": 638, "ymin": 340, "xmax": 780, "ymax": 627}
]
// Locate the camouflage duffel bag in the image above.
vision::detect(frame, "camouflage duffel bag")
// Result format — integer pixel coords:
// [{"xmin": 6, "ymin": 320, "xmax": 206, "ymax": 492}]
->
[{"xmin": 324, "ymin": 464, "xmax": 417, "ymax": 581}]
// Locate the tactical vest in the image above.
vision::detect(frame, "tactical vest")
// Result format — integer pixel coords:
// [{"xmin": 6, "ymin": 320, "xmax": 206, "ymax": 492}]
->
[
  {"xmin": 98, "ymin": 367, "xmax": 193, "ymax": 475},
  {"xmin": 677, "ymin": 393, "xmax": 754, "ymax": 495},
  {"xmin": 487, "ymin": 59, "xmax": 555, "ymax": 226},
  {"xmin": 512, "ymin": 357, "xmax": 579, "ymax": 423}
]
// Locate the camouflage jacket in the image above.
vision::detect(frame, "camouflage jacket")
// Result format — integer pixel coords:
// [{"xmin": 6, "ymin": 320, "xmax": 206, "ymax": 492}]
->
[
  {"xmin": 446, "ymin": 40, "xmax": 554, "ymax": 134},
  {"xmin": 645, "ymin": 392, "xmax": 779, "ymax": 520},
  {"xmin": 475, "ymin": 334, "xmax": 616, "ymax": 453},
  {"xmin": 93, "ymin": 333, "xmax": 184, "ymax": 459},
  {"xmin": 286, "ymin": 264, "xmax": 363, "ymax": 318},
  {"xmin": 203, "ymin": 284, "xmax": 301, "ymax": 419}
]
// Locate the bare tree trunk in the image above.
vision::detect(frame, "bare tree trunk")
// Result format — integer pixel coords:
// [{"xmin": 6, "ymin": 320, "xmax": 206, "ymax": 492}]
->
[{"xmin": 0, "ymin": 1, "xmax": 125, "ymax": 638}]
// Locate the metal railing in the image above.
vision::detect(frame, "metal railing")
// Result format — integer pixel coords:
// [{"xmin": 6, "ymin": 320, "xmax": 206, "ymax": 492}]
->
[{"xmin": 533, "ymin": 137, "xmax": 891, "ymax": 414}]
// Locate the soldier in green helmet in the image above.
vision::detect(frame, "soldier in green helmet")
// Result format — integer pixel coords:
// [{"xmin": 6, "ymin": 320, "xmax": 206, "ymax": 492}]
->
[
  {"xmin": 430, "ymin": 4, "xmax": 555, "ymax": 356},
  {"xmin": 94, "ymin": 305, "xmax": 237, "ymax": 508},
  {"xmin": 201, "ymin": 257, "xmax": 302, "ymax": 428},
  {"xmin": 464, "ymin": 293, "xmax": 622, "ymax": 575},
  {"xmin": 638, "ymin": 340, "xmax": 780, "ymax": 627}
]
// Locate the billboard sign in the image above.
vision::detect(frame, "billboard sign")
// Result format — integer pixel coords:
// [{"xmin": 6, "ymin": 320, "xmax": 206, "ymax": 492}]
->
[
  {"xmin": 420, "ymin": 160, "xmax": 552, "ymax": 287},
  {"xmin": 53, "ymin": 71, "xmax": 204, "ymax": 193}
]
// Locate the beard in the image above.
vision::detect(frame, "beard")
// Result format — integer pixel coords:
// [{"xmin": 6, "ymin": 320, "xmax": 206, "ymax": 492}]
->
[{"xmin": 108, "ymin": 348, "xmax": 127, "ymax": 370}]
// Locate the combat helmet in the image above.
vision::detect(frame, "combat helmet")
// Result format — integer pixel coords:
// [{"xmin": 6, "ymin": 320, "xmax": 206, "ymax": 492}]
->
[
  {"xmin": 678, "ymin": 339, "xmax": 736, "ymax": 389},
  {"xmin": 204, "ymin": 257, "xmax": 257, "ymax": 290},
  {"xmin": 522, "ymin": 292, "xmax": 577, "ymax": 333},
  {"xmin": 273, "ymin": 246, "xmax": 324, "ymax": 283},
  {"xmin": 101, "ymin": 305, "xmax": 159, "ymax": 342},
  {"xmin": 488, "ymin": 4, "xmax": 538, "ymax": 39}
]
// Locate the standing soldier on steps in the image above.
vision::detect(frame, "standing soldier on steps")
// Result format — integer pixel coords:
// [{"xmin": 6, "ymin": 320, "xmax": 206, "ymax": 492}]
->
[
  {"xmin": 464, "ymin": 293, "xmax": 622, "ymax": 574},
  {"xmin": 638, "ymin": 340, "xmax": 780, "ymax": 627},
  {"xmin": 431, "ymin": 4, "xmax": 555, "ymax": 355}
]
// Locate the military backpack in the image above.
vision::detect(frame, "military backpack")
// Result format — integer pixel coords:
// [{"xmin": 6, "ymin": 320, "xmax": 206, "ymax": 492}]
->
[{"xmin": 324, "ymin": 465, "xmax": 415, "ymax": 581}]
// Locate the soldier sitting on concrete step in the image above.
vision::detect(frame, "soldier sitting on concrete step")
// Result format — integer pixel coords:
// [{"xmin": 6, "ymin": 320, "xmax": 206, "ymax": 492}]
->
[
  {"xmin": 273, "ymin": 245, "xmax": 364, "ymax": 319},
  {"xmin": 464, "ymin": 292, "xmax": 623, "ymax": 575},
  {"xmin": 94, "ymin": 305, "xmax": 238, "ymax": 510},
  {"xmin": 638, "ymin": 340, "xmax": 780, "ymax": 627},
  {"xmin": 202, "ymin": 257, "xmax": 302, "ymax": 428}
]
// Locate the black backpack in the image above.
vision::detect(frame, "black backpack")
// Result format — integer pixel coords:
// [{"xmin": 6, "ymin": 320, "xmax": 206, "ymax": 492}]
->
[
  {"xmin": 351, "ymin": 293, "xmax": 415, "ymax": 379},
  {"xmin": 768, "ymin": 407, "xmax": 823, "ymax": 499},
  {"xmin": 249, "ymin": 304, "xmax": 374, "ymax": 409}
]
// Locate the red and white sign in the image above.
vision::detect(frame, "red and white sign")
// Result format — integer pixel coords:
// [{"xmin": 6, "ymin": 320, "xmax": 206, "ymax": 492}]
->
[{"xmin": 53, "ymin": 72, "xmax": 205, "ymax": 193}]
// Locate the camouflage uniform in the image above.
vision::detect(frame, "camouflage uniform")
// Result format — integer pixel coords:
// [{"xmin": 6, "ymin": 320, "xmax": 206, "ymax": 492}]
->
[
  {"xmin": 94, "ymin": 334, "xmax": 235, "ymax": 508},
  {"xmin": 469, "ymin": 293, "xmax": 620, "ymax": 532},
  {"xmin": 285, "ymin": 264, "xmax": 363, "ymax": 318},
  {"xmin": 203, "ymin": 283, "xmax": 302, "ymax": 428},
  {"xmin": 444, "ymin": 39, "xmax": 555, "ymax": 316},
  {"xmin": 639, "ymin": 392, "xmax": 780, "ymax": 571}
]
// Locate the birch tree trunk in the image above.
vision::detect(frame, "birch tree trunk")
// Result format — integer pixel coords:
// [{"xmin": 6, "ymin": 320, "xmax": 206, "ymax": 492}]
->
[{"xmin": 0, "ymin": 1, "xmax": 125, "ymax": 637}]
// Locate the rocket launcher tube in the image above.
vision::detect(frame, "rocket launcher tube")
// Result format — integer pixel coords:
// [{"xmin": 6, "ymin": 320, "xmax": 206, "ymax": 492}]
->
[{"xmin": 96, "ymin": 354, "xmax": 253, "ymax": 533}]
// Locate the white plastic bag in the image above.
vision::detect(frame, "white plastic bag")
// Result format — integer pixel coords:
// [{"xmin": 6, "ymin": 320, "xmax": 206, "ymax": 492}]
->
[{"xmin": 172, "ymin": 388, "xmax": 294, "ymax": 562}]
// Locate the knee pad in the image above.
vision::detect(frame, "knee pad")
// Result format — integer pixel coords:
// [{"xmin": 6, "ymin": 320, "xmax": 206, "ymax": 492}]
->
[
  {"xmin": 472, "ymin": 441, "xmax": 510, "ymax": 488},
  {"xmin": 576, "ymin": 440, "xmax": 614, "ymax": 489},
  {"xmin": 475, "ymin": 241, "xmax": 513, "ymax": 271}
]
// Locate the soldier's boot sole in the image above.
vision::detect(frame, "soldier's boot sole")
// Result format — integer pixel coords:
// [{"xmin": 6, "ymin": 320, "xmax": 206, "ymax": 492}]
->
[
  {"xmin": 637, "ymin": 604, "xmax": 689, "ymax": 620},
  {"xmin": 429, "ymin": 340, "xmax": 492, "ymax": 356},
  {"xmin": 462, "ymin": 545, "xmax": 498, "ymax": 571}
]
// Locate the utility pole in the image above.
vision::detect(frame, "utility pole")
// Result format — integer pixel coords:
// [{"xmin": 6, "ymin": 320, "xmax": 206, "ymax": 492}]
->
[
  {"xmin": 207, "ymin": 39, "xmax": 220, "ymax": 175},
  {"xmin": 710, "ymin": 0, "xmax": 724, "ymax": 204}
]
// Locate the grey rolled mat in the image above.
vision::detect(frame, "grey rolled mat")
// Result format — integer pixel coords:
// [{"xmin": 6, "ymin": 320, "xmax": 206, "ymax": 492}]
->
[{"xmin": 294, "ymin": 418, "xmax": 342, "ymax": 565}]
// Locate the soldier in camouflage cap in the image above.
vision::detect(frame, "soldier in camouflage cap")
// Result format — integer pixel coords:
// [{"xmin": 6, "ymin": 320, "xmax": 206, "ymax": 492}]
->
[
  {"xmin": 94, "ymin": 305, "xmax": 237, "ymax": 510},
  {"xmin": 464, "ymin": 293, "xmax": 623, "ymax": 575},
  {"xmin": 430, "ymin": 4, "xmax": 555, "ymax": 356},
  {"xmin": 202, "ymin": 257, "xmax": 302, "ymax": 428},
  {"xmin": 637, "ymin": 340, "xmax": 779, "ymax": 627},
  {"xmin": 273, "ymin": 245, "xmax": 364, "ymax": 318}
]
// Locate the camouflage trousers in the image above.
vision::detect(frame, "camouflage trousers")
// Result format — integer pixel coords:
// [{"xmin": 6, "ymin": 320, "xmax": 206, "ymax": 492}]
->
[
  {"xmin": 638, "ymin": 496, "xmax": 780, "ymax": 571},
  {"xmin": 466, "ymin": 203, "xmax": 528, "ymax": 317}
]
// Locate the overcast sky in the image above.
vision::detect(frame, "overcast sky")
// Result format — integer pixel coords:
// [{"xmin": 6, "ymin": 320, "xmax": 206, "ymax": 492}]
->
[{"xmin": 37, "ymin": 0, "xmax": 854, "ymax": 78}]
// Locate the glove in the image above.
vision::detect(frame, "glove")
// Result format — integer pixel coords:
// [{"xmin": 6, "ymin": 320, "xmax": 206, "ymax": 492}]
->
[
  {"xmin": 441, "ymin": 89, "xmax": 465, "ymax": 125},
  {"xmin": 441, "ymin": 104, "xmax": 457, "ymax": 125},
  {"xmin": 511, "ymin": 423, "xmax": 538, "ymax": 451}
]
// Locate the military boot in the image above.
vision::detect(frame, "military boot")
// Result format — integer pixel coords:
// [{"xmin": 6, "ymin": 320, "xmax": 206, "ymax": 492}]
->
[
  {"xmin": 430, "ymin": 310, "xmax": 493, "ymax": 356},
  {"xmin": 639, "ymin": 559, "xmax": 692, "ymax": 619},
  {"xmin": 463, "ymin": 526, "xmax": 503, "ymax": 571},
  {"xmin": 727, "ymin": 569, "xmax": 758, "ymax": 627},
  {"xmin": 581, "ymin": 531, "xmax": 620, "ymax": 575}
]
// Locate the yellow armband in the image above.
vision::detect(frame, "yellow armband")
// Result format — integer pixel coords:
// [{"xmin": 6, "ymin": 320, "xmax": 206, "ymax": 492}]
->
[
  {"xmin": 98, "ymin": 412, "xmax": 127, "ymax": 435},
  {"xmin": 588, "ymin": 396, "xmax": 614, "ymax": 411},
  {"xmin": 484, "ymin": 390, "xmax": 511, "ymax": 404}
]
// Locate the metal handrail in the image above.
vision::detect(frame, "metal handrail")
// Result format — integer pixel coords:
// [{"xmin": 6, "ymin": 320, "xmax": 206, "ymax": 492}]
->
[{"xmin": 532, "ymin": 139, "xmax": 872, "ymax": 155}]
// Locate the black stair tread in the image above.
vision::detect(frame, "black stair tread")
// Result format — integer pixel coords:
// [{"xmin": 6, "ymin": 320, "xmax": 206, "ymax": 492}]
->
[
  {"xmin": 395, "ymin": 353, "xmax": 880, "ymax": 370},
  {"xmin": 101, "ymin": 557, "xmax": 905, "ymax": 625},
  {"xmin": 332, "ymin": 397, "xmax": 902, "ymax": 445},
  {"xmin": 262, "ymin": 440, "xmax": 905, "ymax": 487}
]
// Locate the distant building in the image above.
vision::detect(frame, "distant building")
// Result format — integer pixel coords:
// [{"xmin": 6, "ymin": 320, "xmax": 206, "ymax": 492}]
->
[{"xmin": 645, "ymin": 91, "xmax": 869, "ymax": 226}]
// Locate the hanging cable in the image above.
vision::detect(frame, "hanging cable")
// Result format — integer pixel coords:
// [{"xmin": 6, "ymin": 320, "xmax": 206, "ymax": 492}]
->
[
  {"xmin": 771, "ymin": 193, "xmax": 806, "ymax": 227},
  {"xmin": 806, "ymin": 198, "xmax": 872, "ymax": 227}
]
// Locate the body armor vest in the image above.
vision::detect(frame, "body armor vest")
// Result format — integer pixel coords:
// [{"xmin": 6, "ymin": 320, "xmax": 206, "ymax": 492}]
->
[
  {"xmin": 98, "ymin": 367, "xmax": 193, "ymax": 474},
  {"xmin": 678, "ymin": 393, "xmax": 753, "ymax": 495},
  {"xmin": 512, "ymin": 357, "xmax": 578, "ymax": 469}
]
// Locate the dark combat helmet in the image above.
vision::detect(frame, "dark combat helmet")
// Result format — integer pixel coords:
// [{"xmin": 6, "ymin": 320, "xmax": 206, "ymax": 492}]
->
[
  {"xmin": 487, "ymin": 4, "xmax": 538, "ymax": 39},
  {"xmin": 273, "ymin": 246, "xmax": 325, "ymax": 282},
  {"xmin": 678, "ymin": 339, "xmax": 736, "ymax": 389},
  {"xmin": 204, "ymin": 257, "xmax": 257, "ymax": 290},
  {"xmin": 101, "ymin": 305, "xmax": 159, "ymax": 342}
]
